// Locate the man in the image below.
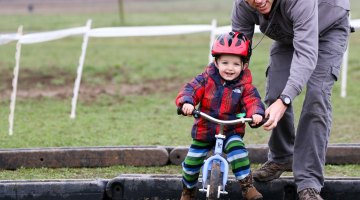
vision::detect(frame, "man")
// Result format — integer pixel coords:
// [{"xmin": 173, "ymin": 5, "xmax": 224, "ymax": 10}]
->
[{"xmin": 232, "ymin": 0, "xmax": 351, "ymax": 199}]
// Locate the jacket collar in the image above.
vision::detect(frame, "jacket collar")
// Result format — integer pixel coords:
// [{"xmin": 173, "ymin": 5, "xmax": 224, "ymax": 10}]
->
[{"xmin": 207, "ymin": 62, "xmax": 244, "ymax": 87}]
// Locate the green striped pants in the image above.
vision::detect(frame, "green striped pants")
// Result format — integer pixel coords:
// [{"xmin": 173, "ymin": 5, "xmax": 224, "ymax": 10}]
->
[{"xmin": 182, "ymin": 134, "xmax": 250, "ymax": 188}]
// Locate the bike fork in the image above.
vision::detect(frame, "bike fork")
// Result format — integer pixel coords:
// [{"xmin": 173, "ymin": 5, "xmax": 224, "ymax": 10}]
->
[
  {"xmin": 199, "ymin": 157, "xmax": 229, "ymax": 197},
  {"xmin": 199, "ymin": 134, "xmax": 229, "ymax": 198}
]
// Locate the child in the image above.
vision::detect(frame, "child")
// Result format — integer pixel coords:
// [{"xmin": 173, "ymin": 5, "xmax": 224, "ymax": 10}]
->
[{"xmin": 175, "ymin": 31, "xmax": 265, "ymax": 200}]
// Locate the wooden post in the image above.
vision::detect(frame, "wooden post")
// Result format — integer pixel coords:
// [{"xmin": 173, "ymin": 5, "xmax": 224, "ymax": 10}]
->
[{"xmin": 118, "ymin": 0, "xmax": 125, "ymax": 25}]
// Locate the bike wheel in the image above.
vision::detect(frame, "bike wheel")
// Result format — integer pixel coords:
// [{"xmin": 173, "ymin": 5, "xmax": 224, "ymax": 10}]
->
[{"xmin": 207, "ymin": 162, "xmax": 222, "ymax": 200}]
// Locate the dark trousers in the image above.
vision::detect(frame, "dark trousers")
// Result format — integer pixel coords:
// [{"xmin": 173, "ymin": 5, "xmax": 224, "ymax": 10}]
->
[{"xmin": 264, "ymin": 13, "xmax": 350, "ymax": 192}]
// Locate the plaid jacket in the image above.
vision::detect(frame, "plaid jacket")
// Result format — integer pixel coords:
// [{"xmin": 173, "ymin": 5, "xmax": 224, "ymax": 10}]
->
[{"xmin": 175, "ymin": 63, "xmax": 265, "ymax": 142}]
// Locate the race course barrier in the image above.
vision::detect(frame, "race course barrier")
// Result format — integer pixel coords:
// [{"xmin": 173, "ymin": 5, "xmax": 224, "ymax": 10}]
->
[
  {"xmin": 0, "ymin": 146, "xmax": 169, "ymax": 169},
  {"xmin": 1, "ymin": 175, "xmax": 360, "ymax": 200},
  {"xmin": 168, "ymin": 143, "xmax": 360, "ymax": 166},
  {"xmin": 0, "ymin": 179, "xmax": 105, "ymax": 200},
  {"xmin": 0, "ymin": 144, "xmax": 359, "ymax": 169},
  {"xmin": 1, "ymin": 19, "xmax": 359, "ymax": 135}
]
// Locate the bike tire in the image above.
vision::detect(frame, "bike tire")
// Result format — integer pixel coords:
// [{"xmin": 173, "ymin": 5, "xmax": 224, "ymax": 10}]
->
[{"xmin": 207, "ymin": 162, "xmax": 222, "ymax": 200}]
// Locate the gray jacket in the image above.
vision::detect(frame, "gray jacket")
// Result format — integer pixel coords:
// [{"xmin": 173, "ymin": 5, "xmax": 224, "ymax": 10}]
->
[{"xmin": 232, "ymin": 0, "xmax": 350, "ymax": 100}]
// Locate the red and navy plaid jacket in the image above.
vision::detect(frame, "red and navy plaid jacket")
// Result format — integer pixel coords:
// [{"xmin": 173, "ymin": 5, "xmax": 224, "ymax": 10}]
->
[{"xmin": 175, "ymin": 62, "xmax": 265, "ymax": 142}]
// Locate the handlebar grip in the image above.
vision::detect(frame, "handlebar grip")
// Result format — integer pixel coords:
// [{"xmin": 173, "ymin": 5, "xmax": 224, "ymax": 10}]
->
[
  {"xmin": 177, "ymin": 107, "xmax": 186, "ymax": 116},
  {"xmin": 177, "ymin": 107, "xmax": 200, "ymax": 118},
  {"xmin": 249, "ymin": 117, "xmax": 269, "ymax": 129}
]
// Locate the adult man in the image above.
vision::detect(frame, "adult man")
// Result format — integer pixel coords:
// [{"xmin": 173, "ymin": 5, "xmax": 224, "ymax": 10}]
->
[{"xmin": 232, "ymin": 0, "xmax": 351, "ymax": 199}]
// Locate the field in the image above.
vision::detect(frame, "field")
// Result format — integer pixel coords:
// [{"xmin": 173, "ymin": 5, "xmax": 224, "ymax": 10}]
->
[{"xmin": 0, "ymin": 0, "xmax": 359, "ymax": 179}]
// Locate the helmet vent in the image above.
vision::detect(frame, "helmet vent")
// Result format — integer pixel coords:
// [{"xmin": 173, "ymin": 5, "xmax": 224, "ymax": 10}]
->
[
  {"xmin": 235, "ymin": 40, "xmax": 242, "ymax": 47},
  {"xmin": 228, "ymin": 39, "xmax": 232, "ymax": 47},
  {"xmin": 219, "ymin": 37, "xmax": 225, "ymax": 45}
]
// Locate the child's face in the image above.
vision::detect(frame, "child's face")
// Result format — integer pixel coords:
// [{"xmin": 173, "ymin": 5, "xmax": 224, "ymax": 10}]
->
[{"xmin": 216, "ymin": 55, "xmax": 244, "ymax": 81}]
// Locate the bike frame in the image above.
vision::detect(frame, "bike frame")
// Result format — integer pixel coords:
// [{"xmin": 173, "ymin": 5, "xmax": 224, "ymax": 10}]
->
[{"xmin": 193, "ymin": 110, "xmax": 252, "ymax": 198}]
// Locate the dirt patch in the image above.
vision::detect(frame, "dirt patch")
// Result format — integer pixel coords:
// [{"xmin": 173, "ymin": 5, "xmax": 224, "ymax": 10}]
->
[
  {"xmin": 0, "ymin": 0, "xmax": 192, "ymax": 102},
  {"xmin": 0, "ymin": 68, "xmax": 186, "ymax": 102}
]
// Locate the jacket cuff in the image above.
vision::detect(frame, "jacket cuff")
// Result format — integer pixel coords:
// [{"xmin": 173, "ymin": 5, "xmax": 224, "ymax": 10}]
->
[
  {"xmin": 181, "ymin": 97, "xmax": 194, "ymax": 106},
  {"xmin": 282, "ymin": 84, "xmax": 300, "ymax": 102}
]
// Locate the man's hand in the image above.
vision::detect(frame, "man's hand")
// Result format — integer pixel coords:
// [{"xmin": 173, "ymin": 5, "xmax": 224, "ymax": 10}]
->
[{"xmin": 263, "ymin": 99, "xmax": 288, "ymax": 131}]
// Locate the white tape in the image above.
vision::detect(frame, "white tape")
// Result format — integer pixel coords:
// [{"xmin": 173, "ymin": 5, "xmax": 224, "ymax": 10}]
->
[
  {"xmin": 351, "ymin": 19, "xmax": 360, "ymax": 29},
  {"xmin": 88, "ymin": 25, "xmax": 213, "ymax": 37},
  {"xmin": 214, "ymin": 25, "xmax": 261, "ymax": 35},
  {"xmin": 0, "ymin": 19, "xmax": 358, "ymax": 45},
  {"xmin": 19, "ymin": 26, "xmax": 87, "ymax": 44},
  {"xmin": 0, "ymin": 33, "xmax": 20, "ymax": 45}
]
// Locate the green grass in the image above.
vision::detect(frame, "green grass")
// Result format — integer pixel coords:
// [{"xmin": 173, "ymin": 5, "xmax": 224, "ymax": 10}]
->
[
  {"xmin": 1, "ymin": 164, "xmax": 360, "ymax": 180},
  {"xmin": 0, "ymin": 95, "xmax": 195, "ymax": 147},
  {"xmin": 0, "ymin": 0, "xmax": 359, "ymax": 179}
]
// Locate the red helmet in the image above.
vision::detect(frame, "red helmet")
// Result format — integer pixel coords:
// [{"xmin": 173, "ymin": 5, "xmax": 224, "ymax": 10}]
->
[{"xmin": 211, "ymin": 31, "xmax": 252, "ymax": 63}]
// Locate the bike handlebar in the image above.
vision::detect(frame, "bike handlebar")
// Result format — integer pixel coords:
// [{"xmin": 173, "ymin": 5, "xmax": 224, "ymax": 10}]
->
[
  {"xmin": 177, "ymin": 107, "xmax": 253, "ymax": 125},
  {"xmin": 194, "ymin": 109, "xmax": 254, "ymax": 125}
]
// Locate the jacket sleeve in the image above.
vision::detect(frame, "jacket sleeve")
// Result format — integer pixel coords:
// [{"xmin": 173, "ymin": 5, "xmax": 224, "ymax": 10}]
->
[
  {"xmin": 231, "ymin": 0, "xmax": 256, "ymax": 39},
  {"xmin": 282, "ymin": 0, "xmax": 318, "ymax": 100},
  {"xmin": 175, "ymin": 73, "xmax": 206, "ymax": 108},
  {"xmin": 240, "ymin": 70, "xmax": 265, "ymax": 117}
]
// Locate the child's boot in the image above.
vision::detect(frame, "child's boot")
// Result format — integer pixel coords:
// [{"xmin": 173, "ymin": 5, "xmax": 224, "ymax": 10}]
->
[
  {"xmin": 180, "ymin": 186, "xmax": 197, "ymax": 200},
  {"xmin": 239, "ymin": 172, "xmax": 263, "ymax": 200}
]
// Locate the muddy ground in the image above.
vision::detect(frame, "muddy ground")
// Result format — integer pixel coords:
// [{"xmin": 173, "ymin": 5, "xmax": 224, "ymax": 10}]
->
[
  {"xmin": 0, "ymin": 0, "xmax": 186, "ymax": 102},
  {"xmin": 0, "ymin": 68, "xmax": 185, "ymax": 102}
]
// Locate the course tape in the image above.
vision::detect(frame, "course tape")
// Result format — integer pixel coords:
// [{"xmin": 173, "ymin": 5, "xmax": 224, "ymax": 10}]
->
[{"xmin": 1, "ymin": 19, "xmax": 358, "ymax": 45}]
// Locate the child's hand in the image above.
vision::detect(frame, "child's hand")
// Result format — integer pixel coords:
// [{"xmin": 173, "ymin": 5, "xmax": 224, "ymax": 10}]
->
[
  {"xmin": 251, "ymin": 114, "xmax": 263, "ymax": 126},
  {"xmin": 182, "ymin": 103, "xmax": 194, "ymax": 116}
]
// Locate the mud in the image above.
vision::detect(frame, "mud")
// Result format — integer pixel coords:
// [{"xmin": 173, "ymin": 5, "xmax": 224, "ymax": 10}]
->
[
  {"xmin": 0, "ymin": 68, "xmax": 185, "ymax": 102},
  {"xmin": 0, "ymin": 0, "xmax": 188, "ymax": 102}
]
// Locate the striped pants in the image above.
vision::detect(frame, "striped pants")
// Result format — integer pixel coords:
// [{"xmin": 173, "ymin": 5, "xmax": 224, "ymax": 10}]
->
[{"xmin": 182, "ymin": 134, "xmax": 250, "ymax": 188}]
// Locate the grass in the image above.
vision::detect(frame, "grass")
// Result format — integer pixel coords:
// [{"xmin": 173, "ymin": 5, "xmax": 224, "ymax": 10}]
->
[
  {"xmin": 0, "ymin": 0, "xmax": 359, "ymax": 179},
  {"xmin": 1, "ymin": 164, "xmax": 360, "ymax": 180}
]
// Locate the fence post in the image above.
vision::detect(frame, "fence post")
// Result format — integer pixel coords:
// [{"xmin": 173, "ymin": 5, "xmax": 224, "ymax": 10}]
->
[
  {"xmin": 341, "ymin": 15, "xmax": 352, "ymax": 98},
  {"xmin": 70, "ymin": 19, "xmax": 92, "ymax": 119},
  {"xmin": 340, "ymin": 43, "xmax": 349, "ymax": 98},
  {"xmin": 208, "ymin": 19, "xmax": 217, "ymax": 64},
  {"xmin": 8, "ymin": 26, "xmax": 23, "ymax": 136}
]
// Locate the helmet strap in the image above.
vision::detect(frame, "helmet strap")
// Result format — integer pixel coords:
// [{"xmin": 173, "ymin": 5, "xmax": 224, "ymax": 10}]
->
[{"xmin": 243, "ymin": 63, "xmax": 249, "ymax": 70}]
